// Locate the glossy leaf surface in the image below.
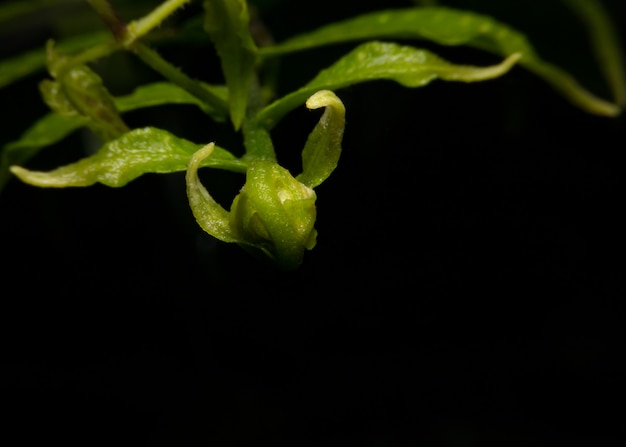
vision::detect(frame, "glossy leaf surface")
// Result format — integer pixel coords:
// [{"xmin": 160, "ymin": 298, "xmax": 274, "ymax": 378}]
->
[
  {"xmin": 259, "ymin": 6, "xmax": 620, "ymax": 116},
  {"xmin": 10, "ymin": 127, "xmax": 246, "ymax": 188},
  {"xmin": 257, "ymin": 41, "xmax": 520, "ymax": 128},
  {"xmin": 0, "ymin": 82, "xmax": 226, "ymax": 190}
]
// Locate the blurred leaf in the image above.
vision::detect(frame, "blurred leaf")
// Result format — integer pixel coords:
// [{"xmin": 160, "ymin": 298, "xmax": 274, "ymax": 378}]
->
[
  {"xmin": 0, "ymin": 31, "xmax": 110, "ymax": 89},
  {"xmin": 0, "ymin": 0, "xmax": 81, "ymax": 25},
  {"xmin": 560, "ymin": 0, "xmax": 626, "ymax": 106}
]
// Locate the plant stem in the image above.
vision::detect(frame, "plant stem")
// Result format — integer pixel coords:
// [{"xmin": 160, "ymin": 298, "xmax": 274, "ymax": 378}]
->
[
  {"xmin": 242, "ymin": 120, "xmax": 276, "ymax": 161},
  {"xmin": 131, "ymin": 42, "xmax": 229, "ymax": 116},
  {"xmin": 88, "ymin": 0, "xmax": 227, "ymax": 117},
  {"xmin": 125, "ymin": 0, "xmax": 191, "ymax": 46},
  {"xmin": 63, "ymin": 41, "xmax": 121, "ymax": 70},
  {"xmin": 561, "ymin": 0, "xmax": 626, "ymax": 107},
  {"xmin": 86, "ymin": 0, "xmax": 128, "ymax": 41}
]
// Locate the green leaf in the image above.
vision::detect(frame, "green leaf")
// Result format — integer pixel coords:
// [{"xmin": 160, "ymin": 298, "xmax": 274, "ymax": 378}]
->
[
  {"xmin": 203, "ymin": 0, "xmax": 258, "ymax": 129},
  {"xmin": 41, "ymin": 41, "xmax": 129, "ymax": 142},
  {"xmin": 560, "ymin": 0, "xmax": 626, "ymax": 106},
  {"xmin": 0, "ymin": 114, "xmax": 84, "ymax": 190},
  {"xmin": 259, "ymin": 6, "xmax": 620, "ymax": 117},
  {"xmin": 0, "ymin": 0, "xmax": 50, "ymax": 22},
  {"xmin": 9, "ymin": 127, "xmax": 246, "ymax": 188},
  {"xmin": 115, "ymin": 81, "xmax": 228, "ymax": 114},
  {"xmin": 0, "ymin": 82, "xmax": 228, "ymax": 191},
  {"xmin": 256, "ymin": 41, "xmax": 520, "ymax": 128},
  {"xmin": 186, "ymin": 142, "xmax": 240, "ymax": 244},
  {"xmin": 0, "ymin": 0, "xmax": 83, "ymax": 23},
  {"xmin": 0, "ymin": 31, "xmax": 110, "ymax": 89},
  {"xmin": 297, "ymin": 90, "xmax": 345, "ymax": 189}
]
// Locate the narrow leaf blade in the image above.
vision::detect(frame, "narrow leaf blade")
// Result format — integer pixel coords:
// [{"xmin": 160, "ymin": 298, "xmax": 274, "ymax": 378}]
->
[
  {"xmin": 259, "ymin": 6, "xmax": 620, "ymax": 116},
  {"xmin": 0, "ymin": 82, "xmax": 227, "ymax": 190},
  {"xmin": 257, "ymin": 41, "xmax": 520, "ymax": 128},
  {"xmin": 0, "ymin": 31, "xmax": 110, "ymax": 89},
  {"xmin": 9, "ymin": 127, "xmax": 246, "ymax": 188},
  {"xmin": 115, "ymin": 81, "xmax": 228, "ymax": 115},
  {"xmin": 203, "ymin": 0, "xmax": 258, "ymax": 129}
]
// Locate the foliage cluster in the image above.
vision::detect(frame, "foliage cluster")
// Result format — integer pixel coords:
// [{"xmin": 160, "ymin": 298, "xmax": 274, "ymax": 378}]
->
[{"xmin": 1, "ymin": 0, "xmax": 623, "ymax": 269}]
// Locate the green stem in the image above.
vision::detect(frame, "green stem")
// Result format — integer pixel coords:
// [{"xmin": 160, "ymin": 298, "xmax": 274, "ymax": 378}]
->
[
  {"xmin": 242, "ymin": 119, "xmax": 276, "ymax": 161},
  {"xmin": 241, "ymin": 74, "xmax": 277, "ymax": 160},
  {"xmin": 125, "ymin": 0, "xmax": 192, "ymax": 46},
  {"xmin": 531, "ymin": 62, "xmax": 621, "ymax": 117},
  {"xmin": 131, "ymin": 42, "xmax": 229, "ymax": 115},
  {"xmin": 86, "ymin": 0, "xmax": 128, "ymax": 41},
  {"xmin": 561, "ymin": 0, "xmax": 626, "ymax": 106},
  {"xmin": 62, "ymin": 41, "xmax": 121, "ymax": 71}
]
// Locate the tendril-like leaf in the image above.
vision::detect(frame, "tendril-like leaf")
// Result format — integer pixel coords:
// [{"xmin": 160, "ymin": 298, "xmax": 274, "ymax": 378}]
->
[
  {"xmin": 560, "ymin": 0, "xmax": 626, "ymax": 106},
  {"xmin": 257, "ymin": 41, "xmax": 520, "ymax": 128},
  {"xmin": 259, "ymin": 6, "xmax": 620, "ymax": 116}
]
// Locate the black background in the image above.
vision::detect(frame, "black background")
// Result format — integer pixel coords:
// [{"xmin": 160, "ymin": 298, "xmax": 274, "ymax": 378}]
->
[{"xmin": 1, "ymin": 0, "xmax": 624, "ymax": 445}]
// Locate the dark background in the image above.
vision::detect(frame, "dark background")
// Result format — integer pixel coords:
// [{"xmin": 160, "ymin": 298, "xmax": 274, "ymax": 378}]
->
[{"xmin": 1, "ymin": 0, "xmax": 624, "ymax": 445}]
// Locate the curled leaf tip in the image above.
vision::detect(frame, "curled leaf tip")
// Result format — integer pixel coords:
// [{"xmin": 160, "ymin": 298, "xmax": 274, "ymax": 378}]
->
[
  {"xmin": 501, "ymin": 51, "xmax": 522, "ymax": 71},
  {"xmin": 9, "ymin": 165, "xmax": 37, "ymax": 184},
  {"xmin": 306, "ymin": 89, "xmax": 347, "ymax": 112},
  {"xmin": 457, "ymin": 51, "xmax": 521, "ymax": 82},
  {"xmin": 186, "ymin": 142, "xmax": 238, "ymax": 243},
  {"xmin": 298, "ymin": 90, "xmax": 345, "ymax": 189},
  {"xmin": 9, "ymin": 165, "xmax": 76, "ymax": 187}
]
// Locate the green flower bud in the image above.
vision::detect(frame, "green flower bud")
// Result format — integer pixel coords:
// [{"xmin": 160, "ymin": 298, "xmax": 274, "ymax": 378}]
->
[
  {"xmin": 186, "ymin": 143, "xmax": 317, "ymax": 270},
  {"xmin": 230, "ymin": 159, "xmax": 317, "ymax": 269},
  {"xmin": 185, "ymin": 90, "xmax": 345, "ymax": 270}
]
